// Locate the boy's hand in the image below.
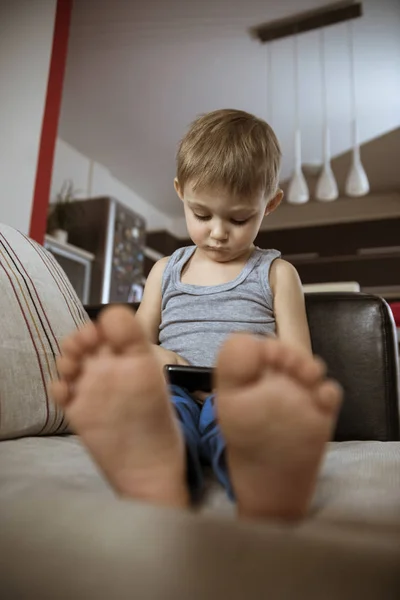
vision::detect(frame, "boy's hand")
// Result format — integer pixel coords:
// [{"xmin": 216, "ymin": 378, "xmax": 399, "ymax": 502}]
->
[{"xmin": 152, "ymin": 346, "xmax": 189, "ymax": 370}]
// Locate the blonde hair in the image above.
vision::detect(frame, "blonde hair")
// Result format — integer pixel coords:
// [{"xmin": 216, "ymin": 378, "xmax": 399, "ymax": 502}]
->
[{"xmin": 176, "ymin": 109, "xmax": 281, "ymax": 201}]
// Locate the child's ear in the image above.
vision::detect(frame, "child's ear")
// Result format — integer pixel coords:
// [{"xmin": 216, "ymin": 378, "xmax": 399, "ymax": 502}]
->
[
  {"xmin": 174, "ymin": 178, "xmax": 184, "ymax": 201},
  {"xmin": 265, "ymin": 189, "xmax": 283, "ymax": 216}
]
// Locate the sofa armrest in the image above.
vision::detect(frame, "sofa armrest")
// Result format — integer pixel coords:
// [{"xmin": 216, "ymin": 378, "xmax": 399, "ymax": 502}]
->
[{"xmin": 305, "ymin": 293, "xmax": 399, "ymax": 442}]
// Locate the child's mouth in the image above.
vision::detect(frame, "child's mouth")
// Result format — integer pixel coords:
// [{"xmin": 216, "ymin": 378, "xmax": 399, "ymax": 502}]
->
[{"xmin": 206, "ymin": 246, "xmax": 228, "ymax": 252}]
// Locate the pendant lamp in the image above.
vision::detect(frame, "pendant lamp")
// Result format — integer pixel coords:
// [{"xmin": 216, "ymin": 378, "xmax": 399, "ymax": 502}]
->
[
  {"xmin": 287, "ymin": 35, "xmax": 310, "ymax": 204},
  {"xmin": 345, "ymin": 21, "xmax": 369, "ymax": 197},
  {"xmin": 316, "ymin": 29, "xmax": 339, "ymax": 201}
]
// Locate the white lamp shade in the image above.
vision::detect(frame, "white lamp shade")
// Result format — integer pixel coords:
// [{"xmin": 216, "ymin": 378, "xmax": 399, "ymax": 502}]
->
[
  {"xmin": 287, "ymin": 171, "xmax": 310, "ymax": 204},
  {"xmin": 315, "ymin": 126, "xmax": 339, "ymax": 202},
  {"xmin": 345, "ymin": 147, "xmax": 370, "ymax": 197},
  {"xmin": 316, "ymin": 165, "xmax": 339, "ymax": 201},
  {"xmin": 287, "ymin": 129, "xmax": 310, "ymax": 204}
]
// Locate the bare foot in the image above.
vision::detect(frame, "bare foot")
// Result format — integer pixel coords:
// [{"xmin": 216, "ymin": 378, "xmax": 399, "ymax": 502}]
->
[
  {"xmin": 216, "ymin": 335, "xmax": 342, "ymax": 521},
  {"xmin": 51, "ymin": 306, "xmax": 188, "ymax": 507}
]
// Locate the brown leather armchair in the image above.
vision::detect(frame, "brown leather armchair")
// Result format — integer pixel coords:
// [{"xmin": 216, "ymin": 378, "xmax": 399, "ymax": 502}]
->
[
  {"xmin": 305, "ymin": 292, "xmax": 399, "ymax": 441},
  {"xmin": 85, "ymin": 292, "xmax": 400, "ymax": 442}
]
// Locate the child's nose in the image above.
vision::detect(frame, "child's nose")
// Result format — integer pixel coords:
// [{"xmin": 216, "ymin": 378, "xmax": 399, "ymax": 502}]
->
[{"xmin": 210, "ymin": 223, "xmax": 229, "ymax": 241}]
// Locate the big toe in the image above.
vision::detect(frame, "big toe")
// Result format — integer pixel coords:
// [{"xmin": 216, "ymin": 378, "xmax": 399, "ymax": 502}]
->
[
  {"xmin": 216, "ymin": 333, "xmax": 265, "ymax": 391},
  {"xmin": 98, "ymin": 305, "xmax": 148, "ymax": 354}
]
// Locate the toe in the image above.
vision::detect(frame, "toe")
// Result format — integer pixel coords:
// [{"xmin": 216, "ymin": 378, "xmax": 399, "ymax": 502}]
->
[
  {"xmin": 77, "ymin": 321, "xmax": 100, "ymax": 351},
  {"xmin": 263, "ymin": 340, "xmax": 326, "ymax": 387},
  {"xmin": 292, "ymin": 355, "xmax": 326, "ymax": 387},
  {"xmin": 50, "ymin": 379, "xmax": 70, "ymax": 407},
  {"xmin": 57, "ymin": 354, "xmax": 80, "ymax": 381},
  {"xmin": 216, "ymin": 333, "xmax": 265, "ymax": 390},
  {"xmin": 61, "ymin": 322, "xmax": 99, "ymax": 358},
  {"xmin": 60, "ymin": 332, "xmax": 83, "ymax": 359},
  {"xmin": 97, "ymin": 346, "xmax": 113, "ymax": 357},
  {"xmin": 315, "ymin": 379, "xmax": 343, "ymax": 414},
  {"xmin": 98, "ymin": 306, "xmax": 148, "ymax": 354}
]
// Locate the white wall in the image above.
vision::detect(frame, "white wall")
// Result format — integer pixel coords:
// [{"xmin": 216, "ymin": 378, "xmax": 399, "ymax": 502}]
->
[
  {"xmin": 51, "ymin": 0, "xmax": 400, "ymax": 239},
  {"xmin": 0, "ymin": 0, "xmax": 57, "ymax": 233},
  {"xmin": 51, "ymin": 139, "xmax": 172, "ymax": 231},
  {"xmin": 58, "ymin": 0, "xmax": 400, "ymax": 219}
]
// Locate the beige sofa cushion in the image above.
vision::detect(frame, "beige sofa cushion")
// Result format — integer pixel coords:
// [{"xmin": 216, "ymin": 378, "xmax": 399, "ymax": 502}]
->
[
  {"xmin": 0, "ymin": 438, "xmax": 399, "ymax": 599},
  {"xmin": 0, "ymin": 222, "xmax": 88, "ymax": 440}
]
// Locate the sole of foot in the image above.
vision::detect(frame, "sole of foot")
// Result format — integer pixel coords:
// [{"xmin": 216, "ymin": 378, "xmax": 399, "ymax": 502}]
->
[
  {"xmin": 216, "ymin": 334, "xmax": 342, "ymax": 521},
  {"xmin": 51, "ymin": 306, "xmax": 189, "ymax": 508}
]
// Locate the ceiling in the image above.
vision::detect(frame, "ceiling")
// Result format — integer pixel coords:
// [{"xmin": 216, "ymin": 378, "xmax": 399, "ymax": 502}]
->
[{"xmin": 59, "ymin": 0, "xmax": 400, "ymax": 217}]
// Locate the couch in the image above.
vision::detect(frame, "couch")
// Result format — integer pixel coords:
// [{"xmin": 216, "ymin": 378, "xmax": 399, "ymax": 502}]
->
[{"xmin": 0, "ymin": 222, "xmax": 399, "ymax": 599}]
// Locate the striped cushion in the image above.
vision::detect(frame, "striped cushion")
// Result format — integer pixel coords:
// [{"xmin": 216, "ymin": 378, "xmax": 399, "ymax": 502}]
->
[{"xmin": 0, "ymin": 222, "xmax": 88, "ymax": 440}]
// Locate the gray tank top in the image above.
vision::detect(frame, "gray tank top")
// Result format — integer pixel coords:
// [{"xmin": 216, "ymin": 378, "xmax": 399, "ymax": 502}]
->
[{"xmin": 159, "ymin": 245, "xmax": 281, "ymax": 367}]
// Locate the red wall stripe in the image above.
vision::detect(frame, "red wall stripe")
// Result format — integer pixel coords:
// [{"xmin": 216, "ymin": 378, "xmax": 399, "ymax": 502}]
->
[{"xmin": 29, "ymin": 0, "xmax": 73, "ymax": 244}]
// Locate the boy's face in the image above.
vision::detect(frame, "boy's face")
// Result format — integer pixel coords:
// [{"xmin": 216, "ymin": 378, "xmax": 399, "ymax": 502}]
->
[{"xmin": 175, "ymin": 180, "xmax": 282, "ymax": 262}]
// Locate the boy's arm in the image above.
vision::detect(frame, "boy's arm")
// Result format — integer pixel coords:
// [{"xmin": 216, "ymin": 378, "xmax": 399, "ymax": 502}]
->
[
  {"xmin": 137, "ymin": 256, "xmax": 169, "ymax": 344},
  {"xmin": 136, "ymin": 258, "xmax": 189, "ymax": 366},
  {"xmin": 136, "ymin": 257, "xmax": 169, "ymax": 343},
  {"xmin": 269, "ymin": 259, "xmax": 312, "ymax": 355}
]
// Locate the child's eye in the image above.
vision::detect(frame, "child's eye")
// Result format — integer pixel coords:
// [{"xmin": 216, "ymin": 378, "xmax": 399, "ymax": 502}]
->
[
  {"xmin": 231, "ymin": 218, "xmax": 249, "ymax": 226},
  {"xmin": 194, "ymin": 214, "xmax": 211, "ymax": 221}
]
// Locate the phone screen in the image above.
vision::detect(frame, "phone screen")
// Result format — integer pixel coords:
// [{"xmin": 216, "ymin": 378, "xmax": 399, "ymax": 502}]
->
[{"xmin": 164, "ymin": 365, "xmax": 214, "ymax": 392}]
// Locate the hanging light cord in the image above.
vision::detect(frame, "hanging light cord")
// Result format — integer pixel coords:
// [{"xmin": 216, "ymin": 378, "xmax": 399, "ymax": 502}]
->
[
  {"xmin": 267, "ymin": 44, "xmax": 273, "ymax": 124},
  {"xmin": 348, "ymin": 21, "xmax": 357, "ymax": 141},
  {"xmin": 294, "ymin": 34, "xmax": 300, "ymax": 130},
  {"xmin": 320, "ymin": 29, "xmax": 328, "ymax": 127}
]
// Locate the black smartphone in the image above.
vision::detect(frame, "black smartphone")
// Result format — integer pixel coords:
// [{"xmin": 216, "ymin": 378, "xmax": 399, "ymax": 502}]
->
[{"xmin": 164, "ymin": 365, "xmax": 214, "ymax": 392}]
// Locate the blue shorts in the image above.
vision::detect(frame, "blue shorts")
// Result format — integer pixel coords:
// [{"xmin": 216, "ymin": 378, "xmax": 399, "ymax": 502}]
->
[{"xmin": 170, "ymin": 385, "xmax": 233, "ymax": 501}]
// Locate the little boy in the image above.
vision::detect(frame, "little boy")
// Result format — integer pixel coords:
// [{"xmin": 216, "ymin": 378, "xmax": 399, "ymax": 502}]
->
[{"xmin": 52, "ymin": 109, "xmax": 342, "ymax": 521}]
